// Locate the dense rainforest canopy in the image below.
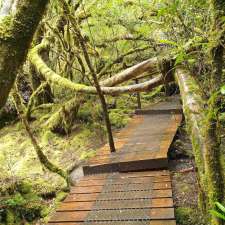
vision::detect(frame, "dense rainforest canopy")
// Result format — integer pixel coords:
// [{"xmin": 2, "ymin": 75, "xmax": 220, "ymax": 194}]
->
[{"xmin": 0, "ymin": 0, "xmax": 224, "ymax": 224}]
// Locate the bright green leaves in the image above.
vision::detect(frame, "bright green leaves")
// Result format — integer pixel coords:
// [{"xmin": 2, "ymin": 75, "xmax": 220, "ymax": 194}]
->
[
  {"xmin": 159, "ymin": 39, "xmax": 178, "ymax": 46},
  {"xmin": 220, "ymin": 86, "xmax": 225, "ymax": 95},
  {"xmin": 210, "ymin": 202, "xmax": 225, "ymax": 221}
]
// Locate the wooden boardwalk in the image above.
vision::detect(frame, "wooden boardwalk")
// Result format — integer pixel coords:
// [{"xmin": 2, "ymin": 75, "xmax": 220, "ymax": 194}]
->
[
  {"xmin": 83, "ymin": 98, "xmax": 182, "ymax": 174},
  {"xmin": 48, "ymin": 97, "xmax": 182, "ymax": 225}
]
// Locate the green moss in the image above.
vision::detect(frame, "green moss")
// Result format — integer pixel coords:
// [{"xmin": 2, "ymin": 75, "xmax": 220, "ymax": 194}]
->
[
  {"xmin": 109, "ymin": 109, "xmax": 131, "ymax": 129},
  {"xmin": 6, "ymin": 209, "xmax": 15, "ymax": 224},
  {"xmin": 17, "ymin": 181, "xmax": 32, "ymax": 194},
  {"xmin": 41, "ymin": 130, "xmax": 56, "ymax": 145},
  {"xmin": 80, "ymin": 150, "xmax": 96, "ymax": 160},
  {"xmin": 55, "ymin": 191, "xmax": 68, "ymax": 202},
  {"xmin": 175, "ymin": 207, "xmax": 207, "ymax": 225}
]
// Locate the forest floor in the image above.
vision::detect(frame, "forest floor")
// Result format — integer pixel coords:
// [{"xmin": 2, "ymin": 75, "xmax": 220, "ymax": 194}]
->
[{"xmin": 169, "ymin": 125, "xmax": 207, "ymax": 225}]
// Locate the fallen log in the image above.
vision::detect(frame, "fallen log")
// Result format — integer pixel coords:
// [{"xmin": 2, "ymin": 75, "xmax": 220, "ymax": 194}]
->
[
  {"xmin": 175, "ymin": 67, "xmax": 224, "ymax": 217},
  {"xmin": 100, "ymin": 57, "xmax": 159, "ymax": 87},
  {"xmin": 29, "ymin": 41, "xmax": 166, "ymax": 95}
]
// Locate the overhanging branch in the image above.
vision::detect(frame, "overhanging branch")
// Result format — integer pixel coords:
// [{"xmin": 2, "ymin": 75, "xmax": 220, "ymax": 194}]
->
[{"xmin": 29, "ymin": 42, "xmax": 165, "ymax": 95}]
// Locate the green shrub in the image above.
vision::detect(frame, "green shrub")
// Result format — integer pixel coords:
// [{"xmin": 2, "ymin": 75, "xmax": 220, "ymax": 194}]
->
[
  {"xmin": 0, "ymin": 181, "xmax": 47, "ymax": 224},
  {"xmin": 175, "ymin": 207, "xmax": 206, "ymax": 225},
  {"xmin": 109, "ymin": 109, "xmax": 130, "ymax": 129},
  {"xmin": 210, "ymin": 202, "xmax": 225, "ymax": 221}
]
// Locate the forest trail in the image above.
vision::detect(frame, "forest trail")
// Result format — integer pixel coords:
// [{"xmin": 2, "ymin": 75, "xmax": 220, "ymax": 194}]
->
[{"xmin": 48, "ymin": 96, "xmax": 183, "ymax": 225}]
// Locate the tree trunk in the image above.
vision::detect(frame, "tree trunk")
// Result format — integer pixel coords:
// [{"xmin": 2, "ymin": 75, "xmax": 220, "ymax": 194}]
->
[
  {"xmin": 12, "ymin": 83, "xmax": 69, "ymax": 186},
  {"xmin": 0, "ymin": 0, "xmax": 49, "ymax": 110},
  {"xmin": 210, "ymin": 0, "xmax": 225, "ymax": 87},
  {"xmin": 100, "ymin": 57, "xmax": 158, "ymax": 87},
  {"xmin": 175, "ymin": 67, "xmax": 224, "ymax": 225},
  {"xmin": 46, "ymin": 96, "xmax": 83, "ymax": 134},
  {"xmin": 30, "ymin": 64, "xmax": 54, "ymax": 106},
  {"xmin": 74, "ymin": 24, "xmax": 116, "ymax": 152},
  {"xmin": 207, "ymin": 2, "xmax": 225, "ymax": 224}
]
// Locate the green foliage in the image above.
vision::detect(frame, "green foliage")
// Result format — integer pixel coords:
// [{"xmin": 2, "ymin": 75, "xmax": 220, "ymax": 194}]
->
[
  {"xmin": 210, "ymin": 202, "xmax": 225, "ymax": 221},
  {"xmin": 77, "ymin": 100, "xmax": 102, "ymax": 123},
  {"xmin": 0, "ymin": 180, "xmax": 48, "ymax": 224},
  {"xmin": 109, "ymin": 109, "xmax": 130, "ymax": 129},
  {"xmin": 175, "ymin": 207, "xmax": 207, "ymax": 225},
  {"xmin": 221, "ymin": 86, "xmax": 225, "ymax": 95}
]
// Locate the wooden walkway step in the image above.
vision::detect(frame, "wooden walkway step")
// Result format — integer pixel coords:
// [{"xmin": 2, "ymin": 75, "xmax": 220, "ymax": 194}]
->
[
  {"xmin": 48, "ymin": 171, "xmax": 176, "ymax": 225},
  {"xmin": 83, "ymin": 99, "xmax": 182, "ymax": 175}
]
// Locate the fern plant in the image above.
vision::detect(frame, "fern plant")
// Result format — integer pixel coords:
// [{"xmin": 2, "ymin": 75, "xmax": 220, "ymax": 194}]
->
[{"xmin": 210, "ymin": 202, "xmax": 225, "ymax": 221}]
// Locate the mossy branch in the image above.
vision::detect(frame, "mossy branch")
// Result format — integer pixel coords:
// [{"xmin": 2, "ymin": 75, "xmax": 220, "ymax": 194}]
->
[
  {"xmin": 26, "ymin": 81, "xmax": 48, "ymax": 119},
  {"xmin": 28, "ymin": 42, "xmax": 165, "ymax": 95},
  {"xmin": 12, "ymin": 84, "xmax": 70, "ymax": 187}
]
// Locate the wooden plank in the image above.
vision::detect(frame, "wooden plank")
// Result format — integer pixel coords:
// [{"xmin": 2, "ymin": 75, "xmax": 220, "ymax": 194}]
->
[
  {"xmin": 152, "ymin": 189, "xmax": 172, "ymax": 198},
  {"xmin": 64, "ymin": 193, "xmax": 99, "ymax": 202},
  {"xmin": 48, "ymin": 211, "xmax": 88, "ymax": 222},
  {"xmin": 48, "ymin": 223, "xmax": 82, "ymax": 225},
  {"xmin": 77, "ymin": 175, "xmax": 171, "ymax": 187},
  {"xmin": 71, "ymin": 185, "xmax": 103, "ymax": 194},
  {"xmin": 151, "ymin": 198, "xmax": 174, "ymax": 208},
  {"xmin": 76, "ymin": 179, "xmax": 106, "ymax": 187},
  {"xmin": 135, "ymin": 108, "xmax": 182, "ymax": 115},
  {"xmin": 56, "ymin": 201, "xmax": 93, "ymax": 211},
  {"xmin": 149, "ymin": 220, "xmax": 176, "ymax": 225},
  {"xmin": 150, "ymin": 208, "xmax": 175, "ymax": 219},
  {"xmin": 152, "ymin": 182, "xmax": 171, "ymax": 189},
  {"xmin": 80, "ymin": 170, "xmax": 170, "ymax": 181}
]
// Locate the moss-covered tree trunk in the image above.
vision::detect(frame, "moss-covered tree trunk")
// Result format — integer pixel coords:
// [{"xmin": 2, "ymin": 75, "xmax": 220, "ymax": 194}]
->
[
  {"xmin": 175, "ymin": 67, "xmax": 224, "ymax": 225},
  {"xmin": 210, "ymin": 0, "xmax": 225, "ymax": 87},
  {"xmin": 0, "ymin": 0, "xmax": 49, "ymax": 110},
  {"xmin": 207, "ymin": 2, "xmax": 225, "ymax": 224},
  {"xmin": 30, "ymin": 65, "xmax": 53, "ymax": 111},
  {"xmin": 30, "ymin": 48, "xmax": 54, "ymax": 106},
  {"xmin": 46, "ymin": 96, "xmax": 83, "ymax": 134},
  {"xmin": 12, "ymin": 82, "xmax": 69, "ymax": 186}
]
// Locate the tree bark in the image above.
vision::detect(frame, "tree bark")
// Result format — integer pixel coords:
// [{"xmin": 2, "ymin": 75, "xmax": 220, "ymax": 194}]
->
[
  {"xmin": 210, "ymin": 0, "xmax": 225, "ymax": 87},
  {"xmin": 0, "ymin": 0, "xmax": 49, "ymax": 110},
  {"xmin": 100, "ymin": 57, "xmax": 158, "ymax": 87},
  {"xmin": 175, "ymin": 67, "xmax": 224, "ymax": 224},
  {"xmin": 46, "ymin": 96, "xmax": 83, "ymax": 134}
]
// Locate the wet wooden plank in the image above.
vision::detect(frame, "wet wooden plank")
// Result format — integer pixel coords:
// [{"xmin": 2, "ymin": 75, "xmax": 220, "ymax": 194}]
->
[
  {"xmin": 71, "ymin": 185, "xmax": 103, "ymax": 194},
  {"xmin": 48, "ymin": 223, "xmax": 82, "ymax": 225},
  {"xmin": 56, "ymin": 202, "xmax": 94, "ymax": 211},
  {"xmin": 64, "ymin": 193, "xmax": 99, "ymax": 202},
  {"xmin": 151, "ymin": 198, "xmax": 174, "ymax": 208},
  {"xmin": 48, "ymin": 211, "xmax": 88, "ymax": 222},
  {"xmin": 76, "ymin": 179, "xmax": 106, "ymax": 187},
  {"xmin": 152, "ymin": 189, "xmax": 173, "ymax": 198},
  {"xmin": 149, "ymin": 220, "xmax": 176, "ymax": 225},
  {"xmin": 56, "ymin": 197, "xmax": 173, "ymax": 213},
  {"xmin": 150, "ymin": 208, "xmax": 175, "ymax": 219},
  {"xmin": 152, "ymin": 182, "xmax": 171, "ymax": 189}
]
